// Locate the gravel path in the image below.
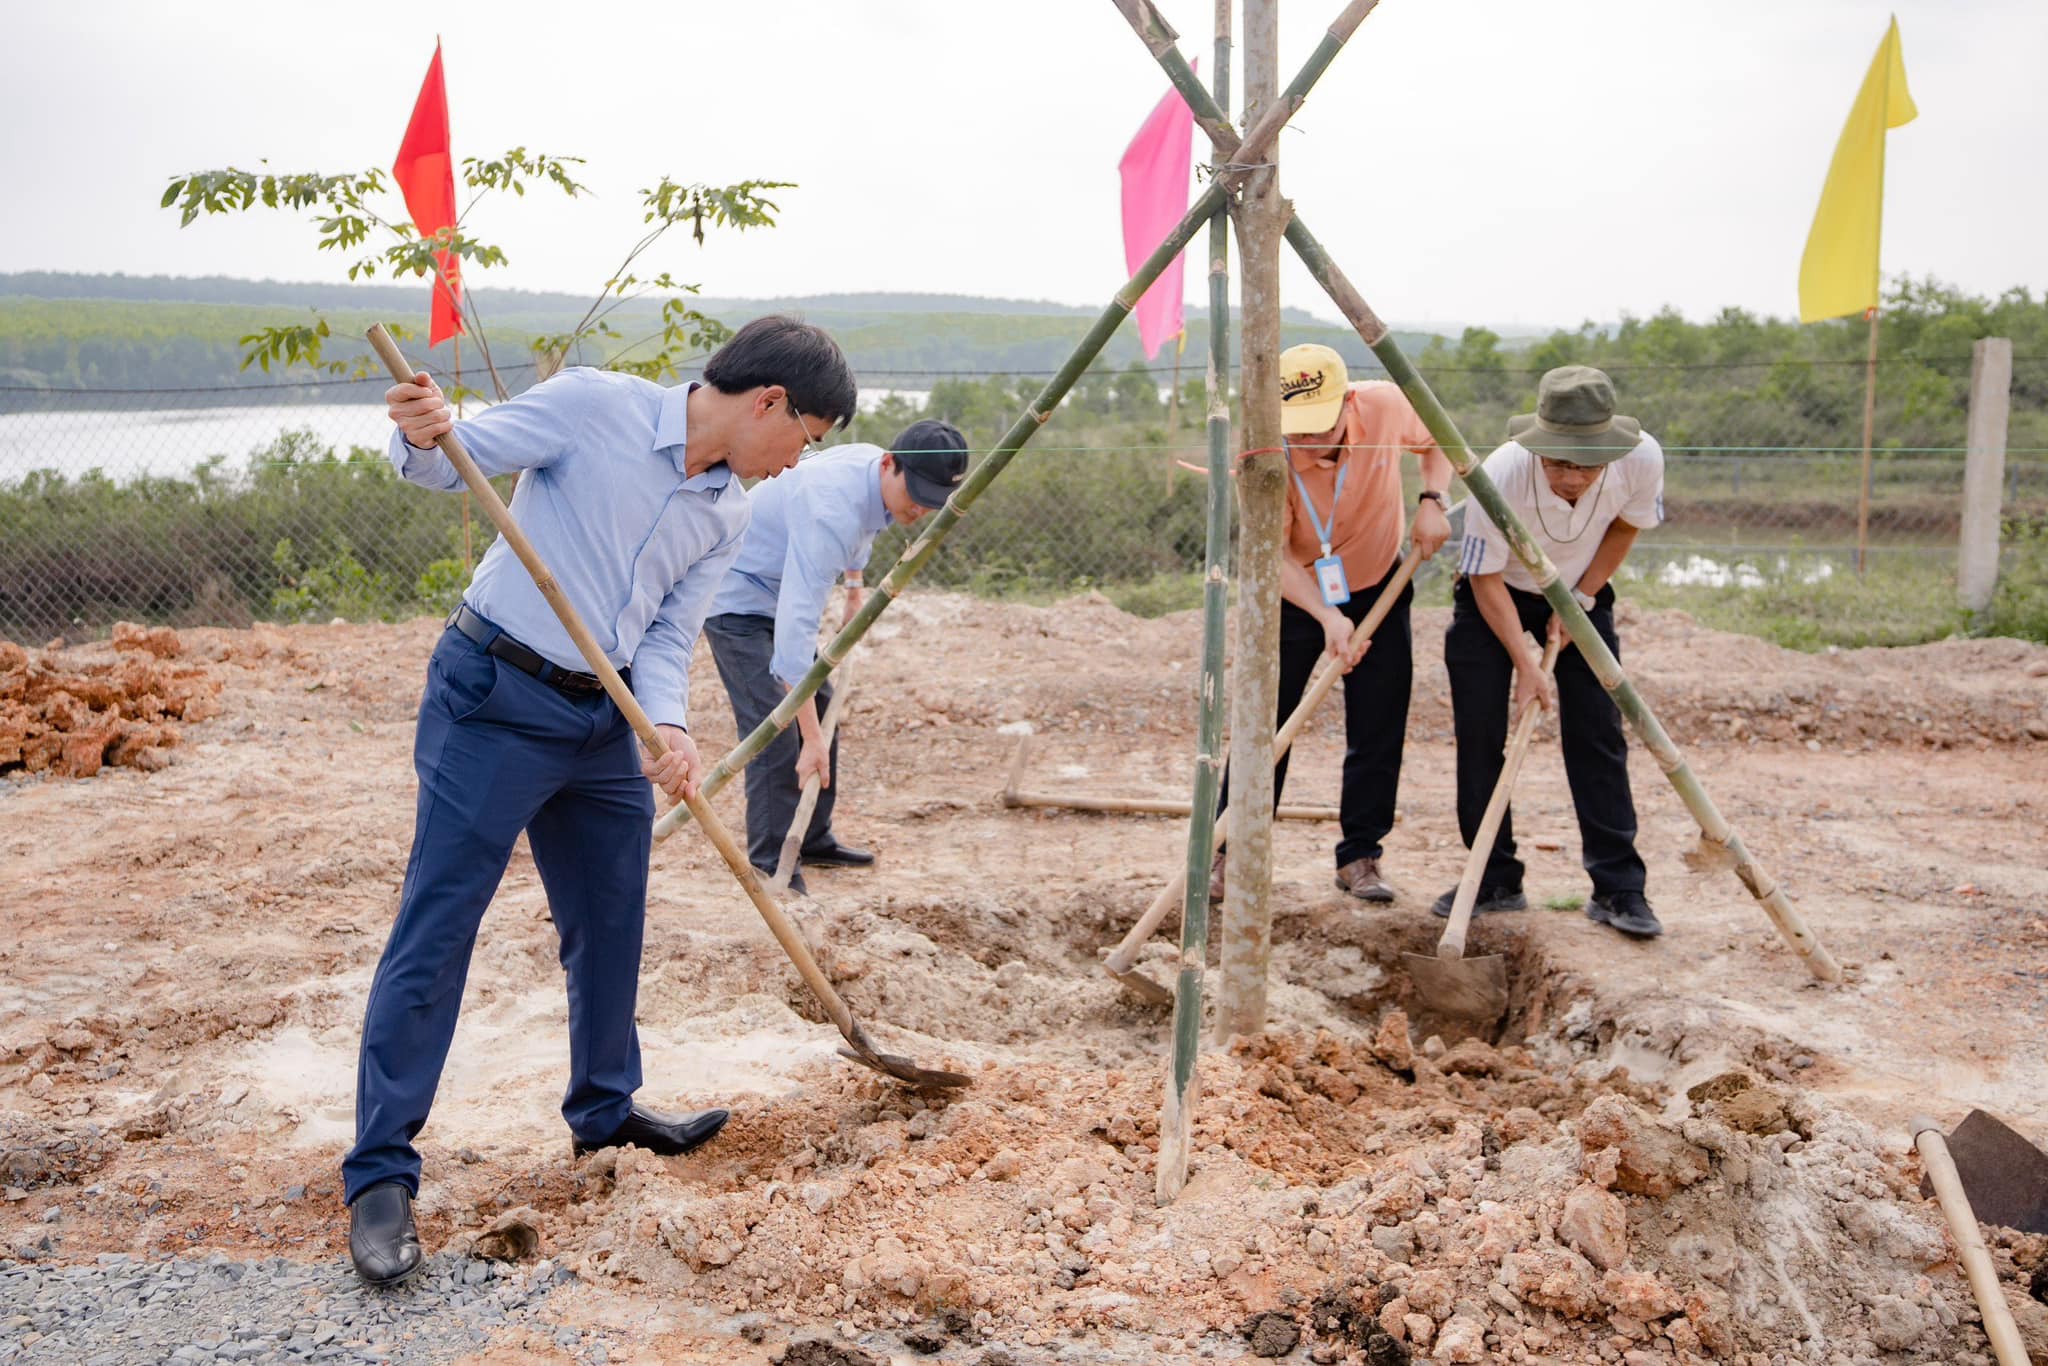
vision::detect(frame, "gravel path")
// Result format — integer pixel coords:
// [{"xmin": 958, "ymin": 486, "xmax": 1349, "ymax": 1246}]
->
[{"xmin": 0, "ymin": 1251, "xmax": 599, "ymax": 1364}]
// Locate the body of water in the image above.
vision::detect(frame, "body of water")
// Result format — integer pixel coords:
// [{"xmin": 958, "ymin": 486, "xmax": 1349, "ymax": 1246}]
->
[
  {"xmin": 0, "ymin": 388, "xmax": 937, "ymax": 483},
  {"xmin": 0, "ymin": 404, "xmax": 393, "ymax": 481}
]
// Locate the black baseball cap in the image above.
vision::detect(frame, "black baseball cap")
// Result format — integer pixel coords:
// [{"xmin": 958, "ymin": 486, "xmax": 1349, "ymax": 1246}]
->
[{"xmin": 890, "ymin": 420, "xmax": 970, "ymax": 510}]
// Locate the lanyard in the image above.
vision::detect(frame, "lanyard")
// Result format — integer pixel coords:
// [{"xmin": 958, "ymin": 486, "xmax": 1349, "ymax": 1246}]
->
[{"xmin": 1290, "ymin": 459, "xmax": 1348, "ymax": 558}]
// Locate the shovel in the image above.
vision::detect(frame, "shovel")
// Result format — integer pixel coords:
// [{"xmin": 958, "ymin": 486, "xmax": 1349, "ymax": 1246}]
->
[
  {"xmin": 768, "ymin": 663, "xmax": 855, "ymax": 895},
  {"xmin": 366, "ymin": 326, "xmax": 968, "ymax": 1091},
  {"xmin": 1102, "ymin": 548, "xmax": 1422, "ymax": 1003},
  {"xmin": 1916, "ymin": 1109, "xmax": 2048, "ymax": 1235},
  {"xmin": 1912, "ymin": 1116, "xmax": 2031, "ymax": 1365},
  {"xmin": 1404, "ymin": 632, "xmax": 1561, "ymax": 1023}
]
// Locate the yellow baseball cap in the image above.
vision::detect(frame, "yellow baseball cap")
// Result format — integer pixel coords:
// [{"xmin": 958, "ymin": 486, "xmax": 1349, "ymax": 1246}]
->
[{"xmin": 1279, "ymin": 343, "xmax": 1348, "ymax": 435}]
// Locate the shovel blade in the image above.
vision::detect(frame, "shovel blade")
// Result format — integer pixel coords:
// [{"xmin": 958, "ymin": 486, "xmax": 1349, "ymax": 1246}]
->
[
  {"xmin": 1921, "ymin": 1109, "xmax": 2048, "ymax": 1234},
  {"xmin": 1402, "ymin": 950, "xmax": 1510, "ymax": 1023},
  {"xmin": 1109, "ymin": 967, "xmax": 1175, "ymax": 1006},
  {"xmin": 835, "ymin": 1018, "xmax": 973, "ymax": 1091}
]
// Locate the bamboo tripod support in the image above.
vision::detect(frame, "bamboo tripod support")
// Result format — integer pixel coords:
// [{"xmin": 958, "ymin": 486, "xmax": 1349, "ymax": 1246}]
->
[
  {"xmin": 768, "ymin": 665, "xmax": 854, "ymax": 895},
  {"xmin": 652, "ymin": 187, "xmax": 1229, "ymax": 842},
  {"xmin": 1103, "ymin": 550, "xmax": 1422, "ymax": 1000},
  {"xmin": 1110, "ymin": 3, "xmax": 1843, "ymax": 988}
]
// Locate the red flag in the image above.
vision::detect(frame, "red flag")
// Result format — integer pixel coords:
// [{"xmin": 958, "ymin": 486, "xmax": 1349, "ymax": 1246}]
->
[{"xmin": 392, "ymin": 40, "xmax": 464, "ymax": 346}]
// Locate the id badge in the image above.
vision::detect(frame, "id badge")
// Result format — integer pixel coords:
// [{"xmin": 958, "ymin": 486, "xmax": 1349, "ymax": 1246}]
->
[{"xmin": 1314, "ymin": 554, "xmax": 1351, "ymax": 607}]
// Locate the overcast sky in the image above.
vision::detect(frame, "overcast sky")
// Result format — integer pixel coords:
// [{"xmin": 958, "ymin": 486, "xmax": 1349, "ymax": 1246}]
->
[{"xmin": 2, "ymin": 0, "xmax": 2041, "ymax": 332}]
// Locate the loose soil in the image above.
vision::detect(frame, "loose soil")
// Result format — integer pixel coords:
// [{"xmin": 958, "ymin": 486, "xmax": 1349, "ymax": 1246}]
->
[{"xmin": 3, "ymin": 595, "xmax": 2046, "ymax": 1364}]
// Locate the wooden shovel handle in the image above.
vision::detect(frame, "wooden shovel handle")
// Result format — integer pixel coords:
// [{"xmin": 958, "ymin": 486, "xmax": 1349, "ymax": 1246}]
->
[
  {"xmin": 1912, "ymin": 1120, "xmax": 2029, "ymax": 1366},
  {"xmin": 1440, "ymin": 632, "xmax": 1561, "ymax": 960},
  {"xmin": 770, "ymin": 666, "xmax": 854, "ymax": 892},
  {"xmin": 365, "ymin": 324, "xmax": 860, "ymax": 1041}
]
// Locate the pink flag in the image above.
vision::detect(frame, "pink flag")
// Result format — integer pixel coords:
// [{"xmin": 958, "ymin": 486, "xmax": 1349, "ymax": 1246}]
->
[{"xmin": 1119, "ymin": 66, "xmax": 1196, "ymax": 360}]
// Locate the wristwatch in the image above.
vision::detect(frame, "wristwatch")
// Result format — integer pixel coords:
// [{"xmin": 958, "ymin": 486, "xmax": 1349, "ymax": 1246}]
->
[
  {"xmin": 1572, "ymin": 587, "xmax": 1597, "ymax": 611},
  {"xmin": 1417, "ymin": 490, "xmax": 1446, "ymax": 506}
]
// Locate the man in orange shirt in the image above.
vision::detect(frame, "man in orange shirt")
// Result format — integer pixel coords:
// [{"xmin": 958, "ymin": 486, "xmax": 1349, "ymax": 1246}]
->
[{"xmin": 1214, "ymin": 343, "xmax": 1453, "ymax": 902}]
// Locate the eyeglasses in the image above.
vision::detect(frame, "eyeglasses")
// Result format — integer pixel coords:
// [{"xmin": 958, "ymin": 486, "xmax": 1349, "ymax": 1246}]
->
[{"xmin": 786, "ymin": 401, "xmax": 823, "ymax": 461}]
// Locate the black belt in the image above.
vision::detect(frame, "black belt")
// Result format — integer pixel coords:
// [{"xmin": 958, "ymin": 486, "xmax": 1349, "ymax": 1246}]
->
[{"xmin": 449, "ymin": 604, "xmax": 608, "ymax": 697}]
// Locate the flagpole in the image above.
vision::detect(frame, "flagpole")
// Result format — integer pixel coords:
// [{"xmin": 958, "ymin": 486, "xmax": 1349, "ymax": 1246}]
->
[
  {"xmin": 1855, "ymin": 305, "xmax": 1878, "ymax": 576},
  {"xmin": 455, "ymin": 331, "xmax": 473, "ymax": 574}
]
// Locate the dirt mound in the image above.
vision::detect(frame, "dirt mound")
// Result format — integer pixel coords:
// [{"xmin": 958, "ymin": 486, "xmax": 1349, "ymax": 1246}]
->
[
  {"xmin": 0, "ymin": 626, "xmax": 222, "ymax": 777},
  {"xmin": 0, "ymin": 605, "xmax": 2042, "ymax": 1362},
  {"xmin": 545, "ymin": 1007, "xmax": 1980, "ymax": 1363}
]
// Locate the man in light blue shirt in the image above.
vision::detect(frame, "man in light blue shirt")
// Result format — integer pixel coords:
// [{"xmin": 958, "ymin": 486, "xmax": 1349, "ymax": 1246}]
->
[
  {"xmin": 706, "ymin": 419, "xmax": 968, "ymax": 892},
  {"xmin": 342, "ymin": 317, "xmax": 856, "ymax": 1288}
]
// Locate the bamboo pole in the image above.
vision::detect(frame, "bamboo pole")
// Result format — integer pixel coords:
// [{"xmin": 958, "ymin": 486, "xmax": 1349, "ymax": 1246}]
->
[
  {"xmin": 1004, "ymin": 736, "xmax": 1333, "ymax": 820},
  {"xmin": 1856, "ymin": 306, "xmax": 1879, "ymax": 577},
  {"xmin": 1104, "ymin": 550, "xmax": 1420, "ymax": 991},
  {"xmin": 768, "ymin": 666, "xmax": 854, "ymax": 894},
  {"xmin": 1105, "ymin": 18, "xmax": 1842, "ymax": 985},
  {"xmin": 1215, "ymin": 0, "xmax": 1285, "ymax": 1045},
  {"xmin": 1158, "ymin": 0, "xmax": 1235, "ymax": 1205},
  {"xmin": 1109, "ymin": 0, "xmax": 1379, "ymax": 182},
  {"xmin": 1912, "ymin": 1119, "xmax": 2029, "ymax": 1366},
  {"xmin": 1009, "ymin": 791, "xmax": 1336, "ymax": 821},
  {"xmin": 1281, "ymin": 219, "xmax": 1843, "ymax": 983},
  {"xmin": 653, "ymin": 189, "xmax": 1227, "ymax": 840}
]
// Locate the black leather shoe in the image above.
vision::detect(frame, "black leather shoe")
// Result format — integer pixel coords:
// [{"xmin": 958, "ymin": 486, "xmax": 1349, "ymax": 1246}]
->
[
  {"xmin": 1587, "ymin": 890, "xmax": 1663, "ymax": 939},
  {"xmin": 349, "ymin": 1181, "xmax": 422, "ymax": 1287},
  {"xmin": 799, "ymin": 839, "xmax": 875, "ymax": 868},
  {"xmin": 1430, "ymin": 884, "xmax": 1528, "ymax": 919},
  {"xmin": 572, "ymin": 1103, "xmax": 731, "ymax": 1159}
]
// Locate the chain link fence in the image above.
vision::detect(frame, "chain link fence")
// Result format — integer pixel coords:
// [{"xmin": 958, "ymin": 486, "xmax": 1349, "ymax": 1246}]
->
[{"xmin": 3, "ymin": 356, "xmax": 2044, "ymax": 643}]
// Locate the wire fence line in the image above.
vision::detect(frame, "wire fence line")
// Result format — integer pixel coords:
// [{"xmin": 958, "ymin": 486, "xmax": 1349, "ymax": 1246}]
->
[{"xmin": 2, "ymin": 357, "xmax": 2044, "ymax": 642}]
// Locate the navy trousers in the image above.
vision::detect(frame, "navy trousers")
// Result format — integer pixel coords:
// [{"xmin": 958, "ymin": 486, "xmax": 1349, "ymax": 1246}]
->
[
  {"xmin": 703, "ymin": 613, "xmax": 840, "ymax": 872},
  {"xmin": 1215, "ymin": 563, "xmax": 1415, "ymax": 867},
  {"xmin": 1443, "ymin": 579, "xmax": 1646, "ymax": 897},
  {"xmin": 342, "ymin": 620, "xmax": 653, "ymax": 1204}
]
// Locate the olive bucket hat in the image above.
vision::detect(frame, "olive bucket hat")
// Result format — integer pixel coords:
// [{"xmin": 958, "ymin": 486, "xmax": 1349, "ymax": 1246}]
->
[{"xmin": 1506, "ymin": 366, "xmax": 1642, "ymax": 465}]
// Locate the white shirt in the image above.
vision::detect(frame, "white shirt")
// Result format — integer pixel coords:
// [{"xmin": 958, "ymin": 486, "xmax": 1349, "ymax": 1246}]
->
[{"xmin": 1455, "ymin": 434, "xmax": 1664, "ymax": 593}]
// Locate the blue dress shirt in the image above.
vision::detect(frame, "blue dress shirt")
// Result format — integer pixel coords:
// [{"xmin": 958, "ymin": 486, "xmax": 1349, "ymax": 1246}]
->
[
  {"xmin": 388, "ymin": 367, "xmax": 749, "ymax": 732},
  {"xmin": 710, "ymin": 444, "xmax": 893, "ymax": 687}
]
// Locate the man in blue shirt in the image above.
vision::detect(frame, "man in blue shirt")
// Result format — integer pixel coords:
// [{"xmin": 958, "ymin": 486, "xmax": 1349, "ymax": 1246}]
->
[
  {"xmin": 705, "ymin": 420, "xmax": 968, "ymax": 893},
  {"xmin": 344, "ymin": 317, "xmax": 857, "ymax": 1287}
]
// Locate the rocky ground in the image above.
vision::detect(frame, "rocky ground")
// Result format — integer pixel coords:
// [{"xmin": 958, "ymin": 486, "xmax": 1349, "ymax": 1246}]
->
[{"xmin": 2, "ymin": 594, "xmax": 2046, "ymax": 1364}]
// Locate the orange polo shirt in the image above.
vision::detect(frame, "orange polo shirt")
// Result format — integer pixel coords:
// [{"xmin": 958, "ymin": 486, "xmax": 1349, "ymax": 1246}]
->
[{"xmin": 1283, "ymin": 381, "xmax": 1451, "ymax": 590}]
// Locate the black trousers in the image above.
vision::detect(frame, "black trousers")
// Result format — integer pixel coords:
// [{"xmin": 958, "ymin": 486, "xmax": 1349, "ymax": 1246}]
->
[
  {"xmin": 1217, "ymin": 562, "xmax": 1413, "ymax": 867},
  {"xmin": 1443, "ymin": 579, "xmax": 1645, "ymax": 896},
  {"xmin": 704, "ymin": 613, "xmax": 841, "ymax": 871}
]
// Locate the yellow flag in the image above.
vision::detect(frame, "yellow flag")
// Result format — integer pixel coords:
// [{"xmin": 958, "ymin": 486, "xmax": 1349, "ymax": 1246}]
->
[{"xmin": 1798, "ymin": 17, "xmax": 1917, "ymax": 323}]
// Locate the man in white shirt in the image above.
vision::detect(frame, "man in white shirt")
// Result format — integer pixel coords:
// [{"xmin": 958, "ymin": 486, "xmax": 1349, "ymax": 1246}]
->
[{"xmin": 1442, "ymin": 366, "xmax": 1665, "ymax": 939}]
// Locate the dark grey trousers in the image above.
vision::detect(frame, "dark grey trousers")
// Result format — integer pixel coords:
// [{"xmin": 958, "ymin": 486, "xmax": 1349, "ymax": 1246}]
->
[{"xmin": 703, "ymin": 613, "xmax": 840, "ymax": 870}]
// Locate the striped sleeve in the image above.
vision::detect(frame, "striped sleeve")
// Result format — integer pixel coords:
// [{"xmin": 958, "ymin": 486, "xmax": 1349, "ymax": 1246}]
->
[{"xmin": 1454, "ymin": 444, "xmax": 1517, "ymax": 576}]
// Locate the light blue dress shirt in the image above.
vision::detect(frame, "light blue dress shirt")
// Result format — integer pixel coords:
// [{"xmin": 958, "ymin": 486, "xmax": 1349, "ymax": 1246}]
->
[
  {"xmin": 388, "ymin": 367, "xmax": 749, "ymax": 732},
  {"xmin": 710, "ymin": 444, "xmax": 893, "ymax": 687}
]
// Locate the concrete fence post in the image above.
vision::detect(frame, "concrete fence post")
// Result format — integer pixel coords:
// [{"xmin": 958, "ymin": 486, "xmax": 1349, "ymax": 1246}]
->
[{"xmin": 1958, "ymin": 337, "xmax": 2012, "ymax": 614}]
